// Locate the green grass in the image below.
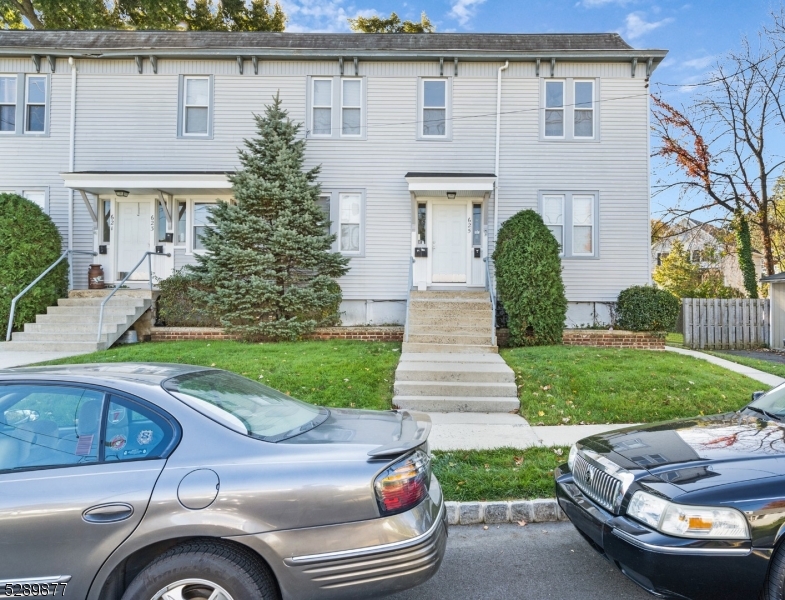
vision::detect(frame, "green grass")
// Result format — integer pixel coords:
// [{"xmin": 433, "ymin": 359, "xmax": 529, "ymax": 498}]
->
[
  {"xmin": 702, "ymin": 351, "xmax": 785, "ymax": 379},
  {"xmin": 433, "ymin": 447, "xmax": 567, "ymax": 501},
  {"xmin": 40, "ymin": 340, "xmax": 401, "ymax": 410},
  {"xmin": 501, "ymin": 345, "xmax": 761, "ymax": 425},
  {"xmin": 666, "ymin": 332, "xmax": 684, "ymax": 346}
]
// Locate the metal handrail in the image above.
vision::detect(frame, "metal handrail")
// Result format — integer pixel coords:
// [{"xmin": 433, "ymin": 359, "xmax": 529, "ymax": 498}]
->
[
  {"xmin": 403, "ymin": 256, "xmax": 415, "ymax": 343},
  {"xmin": 6, "ymin": 249, "xmax": 97, "ymax": 342},
  {"xmin": 96, "ymin": 251, "xmax": 170, "ymax": 343},
  {"xmin": 484, "ymin": 257, "xmax": 497, "ymax": 347}
]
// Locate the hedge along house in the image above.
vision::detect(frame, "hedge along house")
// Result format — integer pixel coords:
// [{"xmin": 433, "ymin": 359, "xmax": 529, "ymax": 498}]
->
[{"xmin": 0, "ymin": 31, "xmax": 666, "ymax": 331}]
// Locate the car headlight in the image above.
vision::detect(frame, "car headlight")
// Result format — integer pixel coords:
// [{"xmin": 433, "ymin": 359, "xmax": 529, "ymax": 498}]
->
[
  {"xmin": 567, "ymin": 444, "xmax": 578, "ymax": 472},
  {"xmin": 627, "ymin": 491, "xmax": 749, "ymax": 540}
]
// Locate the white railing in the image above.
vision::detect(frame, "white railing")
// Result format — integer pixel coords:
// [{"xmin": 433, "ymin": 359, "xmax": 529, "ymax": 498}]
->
[
  {"xmin": 6, "ymin": 249, "xmax": 97, "ymax": 342},
  {"xmin": 96, "ymin": 251, "xmax": 170, "ymax": 343},
  {"xmin": 484, "ymin": 257, "xmax": 497, "ymax": 347},
  {"xmin": 403, "ymin": 256, "xmax": 415, "ymax": 343}
]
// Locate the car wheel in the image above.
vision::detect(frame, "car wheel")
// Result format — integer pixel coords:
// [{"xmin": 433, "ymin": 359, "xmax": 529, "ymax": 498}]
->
[
  {"xmin": 767, "ymin": 541, "xmax": 785, "ymax": 600},
  {"xmin": 121, "ymin": 540, "xmax": 278, "ymax": 600}
]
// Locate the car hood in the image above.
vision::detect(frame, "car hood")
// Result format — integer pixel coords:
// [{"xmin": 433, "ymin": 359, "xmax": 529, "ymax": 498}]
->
[
  {"xmin": 282, "ymin": 408, "xmax": 431, "ymax": 457},
  {"xmin": 578, "ymin": 412, "xmax": 785, "ymax": 492}
]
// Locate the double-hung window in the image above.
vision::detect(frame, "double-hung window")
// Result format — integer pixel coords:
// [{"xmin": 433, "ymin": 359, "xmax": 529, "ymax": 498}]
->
[
  {"xmin": 0, "ymin": 75, "xmax": 16, "ymax": 133},
  {"xmin": 312, "ymin": 78, "xmax": 333, "ymax": 137},
  {"xmin": 192, "ymin": 202, "xmax": 213, "ymax": 251},
  {"xmin": 422, "ymin": 79, "xmax": 447, "ymax": 137},
  {"xmin": 25, "ymin": 75, "xmax": 46, "ymax": 133},
  {"xmin": 316, "ymin": 194, "xmax": 331, "ymax": 235},
  {"xmin": 341, "ymin": 79, "xmax": 362, "ymax": 136},
  {"xmin": 540, "ymin": 191, "xmax": 598, "ymax": 258},
  {"xmin": 182, "ymin": 77, "xmax": 210, "ymax": 136},
  {"xmin": 339, "ymin": 193, "xmax": 362, "ymax": 253},
  {"xmin": 574, "ymin": 81, "xmax": 594, "ymax": 138},
  {"xmin": 544, "ymin": 81, "xmax": 564, "ymax": 138}
]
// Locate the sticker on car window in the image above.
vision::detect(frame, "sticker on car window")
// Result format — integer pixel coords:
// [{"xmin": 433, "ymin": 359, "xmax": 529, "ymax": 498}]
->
[
  {"xmin": 123, "ymin": 448, "xmax": 148, "ymax": 457},
  {"xmin": 75, "ymin": 435, "xmax": 94, "ymax": 456},
  {"xmin": 109, "ymin": 435, "xmax": 127, "ymax": 451},
  {"xmin": 108, "ymin": 407, "xmax": 127, "ymax": 425},
  {"xmin": 137, "ymin": 430, "xmax": 154, "ymax": 445}
]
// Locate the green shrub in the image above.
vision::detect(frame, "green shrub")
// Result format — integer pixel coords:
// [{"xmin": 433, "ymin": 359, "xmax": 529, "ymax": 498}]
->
[
  {"xmin": 492, "ymin": 209, "xmax": 567, "ymax": 346},
  {"xmin": 0, "ymin": 193, "xmax": 67, "ymax": 334},
  {"xmin": 616, "ymin": 285, "xmax": 679, "ymax": 331},
  {"xmin": 156, "ymin": 270, "xmax": 220, "ymax": 327}
]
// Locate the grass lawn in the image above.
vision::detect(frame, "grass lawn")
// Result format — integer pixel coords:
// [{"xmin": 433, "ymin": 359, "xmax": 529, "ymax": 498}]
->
[
  {"xmin": 433, "ymin": 447, "xmax": 567, "ymax": 501},
  {"xmin": 702, "ymin": 351, "xmax": 785, "ymax": 380},
  {"xmin": 666, "ymin": 332, "xmax": 684, "ymax": 346},
  {"xmin": 40, "ymin": 340, "xmax": 401, "ymax": 411},
  {"xmin": 502, "ymin": 345, "xmax": 762, "ymax": 426}
]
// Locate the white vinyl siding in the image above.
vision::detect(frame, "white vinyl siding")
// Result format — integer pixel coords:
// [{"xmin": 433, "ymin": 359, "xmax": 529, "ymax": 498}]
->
[
  {"xmin": 544, "ymin": 81, "xmax": 564, "ymax": 138},
  {"xmin": 0, "ymin": 75, "xmax": 16, "ymax": 133},
  {"xmin": 312, "ymin": 78, "xmax": 332, "ymax": 137},
  {"xmin": 421, "ymin": 79, "xmax": 448, "ymax": 138},
  {"xmin": 24, "ymin": 75, "xmax": 46, "ymax": 133},
  {"xmin": 539, "ymin": 191, "xmax": 599, "ymax": 259},
  {"xmin": 341, "ymin": 79, "xmax": 362, "ymax": 137},
  {"xmin": 182, "ymin": 76, "xmax": 210, "ymax": 136}
]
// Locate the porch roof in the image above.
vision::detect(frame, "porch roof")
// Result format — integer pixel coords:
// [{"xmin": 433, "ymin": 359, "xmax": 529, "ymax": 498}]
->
[
  {"xmin": 405, "ymin": 172, "xmax": 496, "ymax": 196},
  {"xmin": 60, "ymin": 171, "xmax": 232, "ymax": 196}
]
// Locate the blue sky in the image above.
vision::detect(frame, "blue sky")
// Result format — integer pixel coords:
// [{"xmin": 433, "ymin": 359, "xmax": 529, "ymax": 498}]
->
[{"xmin": 282, "ymin": 0, "xmax": 781, "ymax": 219}]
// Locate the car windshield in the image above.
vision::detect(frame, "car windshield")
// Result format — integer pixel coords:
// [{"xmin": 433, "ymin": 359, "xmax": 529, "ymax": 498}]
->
[
  {"xmin": 748, "ymin": 383, "xmax": 785, "ymax": 419},
  {"xmin": 163, "ymin": 370, "xmax": 328, "ymax": 442}
]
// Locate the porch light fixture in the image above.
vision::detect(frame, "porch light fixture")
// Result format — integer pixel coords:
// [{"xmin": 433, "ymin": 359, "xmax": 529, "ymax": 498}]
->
[
  {"xmin": 446, "ymin": 192, "xmax": 457, "ymax": 199},
  {"xmin": 114, "ymin": 190, "xmax": 129, "ymax": 197}
]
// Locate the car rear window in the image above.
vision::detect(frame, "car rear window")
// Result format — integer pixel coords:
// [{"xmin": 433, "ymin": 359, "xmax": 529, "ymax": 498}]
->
[{"xmin": 163, "ymin": 370, "xmax": 328, "ymax": 442}]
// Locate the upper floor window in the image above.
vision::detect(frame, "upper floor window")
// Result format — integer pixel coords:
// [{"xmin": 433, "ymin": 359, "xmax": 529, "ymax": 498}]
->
[
  {"xmin": 341, "ymin": 79, "xmax": 362, "ymax": 136},
  {"xmin": 539, "ymin": 191, "xmax": 598, "ymax": 258},
  {"xmin": 0, "ymin": 75, "xmax": 16, "ymax": 133},
  {"xmin": 25, "ymin": 75, "xmax": 46, "ymax": 133},
  {"xmin": 312, "ymin": 78, "xmax": 332, "ymax": 136},
  {"xmin": 422, "ymin": 79, "xmax": 447, "ymax": 137},
  {"xmin": 182, "ymin": 77, "xmax": 210, "ymax": 136},
  {"xmin": 542, "ymin": 78, "xmax": 598, "ymax": 141}
]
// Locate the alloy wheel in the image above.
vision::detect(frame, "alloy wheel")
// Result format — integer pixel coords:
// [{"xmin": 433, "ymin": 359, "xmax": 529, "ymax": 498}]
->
[{"xmin": 151, "ymin": 579, "xmax": 234, "ymax": 600}]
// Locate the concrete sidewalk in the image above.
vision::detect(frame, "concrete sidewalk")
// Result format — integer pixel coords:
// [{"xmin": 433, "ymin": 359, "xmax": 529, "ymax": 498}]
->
[
  {"xmin": 426, "ymin": 412, "xmax": 633, "ymax": 450},
  {"xmin": 0, "ymin": 344, "xmax": 85, "ymax": 369},
  {"xmin": 665, "ymin": 346, "xmax": 785, "ymax": 388}
]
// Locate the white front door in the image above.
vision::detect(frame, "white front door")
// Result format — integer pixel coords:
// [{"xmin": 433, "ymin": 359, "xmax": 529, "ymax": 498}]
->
[
  {"xmin": 116, "ymin": 201, "xmax": 152, "ymax": 280},
  {"xmin": 432, "ymin": 203, "xmax": 467, "ymax": 283}
]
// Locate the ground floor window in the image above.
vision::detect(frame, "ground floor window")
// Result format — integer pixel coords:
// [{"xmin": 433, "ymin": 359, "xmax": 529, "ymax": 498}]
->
[{"xmin": 538, "ymin": 191, "xmax": 599, "ymax": 258}]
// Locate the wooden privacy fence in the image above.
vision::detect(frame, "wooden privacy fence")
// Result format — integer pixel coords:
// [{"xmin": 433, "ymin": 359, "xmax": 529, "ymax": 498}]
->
[{"xmin": 683, "ymin": 298, "xmax": 770, "ymax": 350}]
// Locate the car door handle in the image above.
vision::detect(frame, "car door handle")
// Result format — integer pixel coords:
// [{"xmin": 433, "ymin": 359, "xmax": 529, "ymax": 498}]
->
[{"xmin": 83, "ymin": 503, "xmax": 134, "ymax": 524}]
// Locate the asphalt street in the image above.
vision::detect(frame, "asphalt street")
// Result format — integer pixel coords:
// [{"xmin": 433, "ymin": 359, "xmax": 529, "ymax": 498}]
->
[{"xmin": 389, "ymin": 522, "xmax": 652, "ymax": 600}]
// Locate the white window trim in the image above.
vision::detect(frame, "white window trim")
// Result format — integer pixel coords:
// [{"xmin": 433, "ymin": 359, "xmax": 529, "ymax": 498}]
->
[
  {"xmin": 24, "ymin": 74, "xmax": 47, "ymax": 135},
  {"xmin": 340, "ymin": 78, "xmax": 363, "ymax": 138},
  {"xmin": 0, "ymin": 74, "xmax": 17, "ymax": 135},
  {"xmin": 321, "ymin": 189, "xmax": 366, "ymax": 257},
  {"xmin": 420, "ymin": 78, "xmax": 449, "ymax": 139},
  {"xmin": 311, "ymin": 77, "xmax": 333, "ymax": 138},
  {"xmin": 538, "ymin": 190, "xmax": 599, "ymax": 259},
  {"xmin": 543, "ymin": 80, "xmax": 565, "ymax": 140},
  {"xmin": 540, "ymin": 78, "xmax": 600, "ymax": 142},
  {"xmin": 181, "ymin": 76, "xmax": 211, "ymax": 137},
  {"xmin": 573, "ymin": 80, "xmax": 595, "ymax": 140}
]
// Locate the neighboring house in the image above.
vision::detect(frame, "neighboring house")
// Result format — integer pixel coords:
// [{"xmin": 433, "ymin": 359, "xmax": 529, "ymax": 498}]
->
[
  {"xmin": 652, "ymin": 218, "xmax": 765, "ymax": 293},
  {"xmin": 0, "ymin": 31, "xmax": 665, "ymax": 326}
]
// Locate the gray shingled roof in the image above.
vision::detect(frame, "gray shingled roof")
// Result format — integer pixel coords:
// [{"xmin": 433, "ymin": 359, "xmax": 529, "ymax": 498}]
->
[{"xmin": 0, "ymin": 31, "xmax": 664, "ymax": 58}]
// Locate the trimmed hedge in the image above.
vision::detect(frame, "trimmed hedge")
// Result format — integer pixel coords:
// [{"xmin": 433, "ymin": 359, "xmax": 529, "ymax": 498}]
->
[
  {"xmin": 0, "ymin": 193, "xmax": 67, "ymax": 334},
  {"xmin": 616, "ymin": 285, "xmax": 679, "ymax": 332},
  {"xmin": 156, "ymin": 270, "xmax": 220, "ymax": 327},
  {"xmin": 492, "ymin": 209, "xmax": 567, "ymax": 346}
]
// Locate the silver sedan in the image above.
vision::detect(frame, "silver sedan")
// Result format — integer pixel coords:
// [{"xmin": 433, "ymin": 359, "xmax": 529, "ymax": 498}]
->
[{"xmin": 0, "ymin": 363, "xmax": 446, "ymax": 600}]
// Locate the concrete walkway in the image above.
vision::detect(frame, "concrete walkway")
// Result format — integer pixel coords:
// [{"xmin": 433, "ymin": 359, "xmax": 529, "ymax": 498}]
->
[
  {"xmin": 666, "ymin": 346, "xmax": 785, "ymax": 388},
  {"xmin": 0, "ymin": 344, "xmax": 85, "ymax": 369},
  {"xmin": 426, "ymin": 412, "xmax": 633, "ymax": 450}
]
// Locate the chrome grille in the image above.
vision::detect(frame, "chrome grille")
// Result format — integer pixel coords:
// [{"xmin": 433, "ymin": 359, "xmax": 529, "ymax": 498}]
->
[{"xmin": 572, "ymin": 454, "xmax": 622, "ymax": 513}]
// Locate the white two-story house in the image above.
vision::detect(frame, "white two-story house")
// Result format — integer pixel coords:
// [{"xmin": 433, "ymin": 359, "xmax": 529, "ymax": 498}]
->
[{"xmin": 0, "ymin": 31, "xmax": 666, "ymax": 327}]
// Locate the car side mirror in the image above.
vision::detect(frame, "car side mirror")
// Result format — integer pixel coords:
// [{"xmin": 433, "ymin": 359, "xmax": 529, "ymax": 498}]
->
[{"xmin": 752, "ymin": 391, "xmax": 766, "ymax": 402}]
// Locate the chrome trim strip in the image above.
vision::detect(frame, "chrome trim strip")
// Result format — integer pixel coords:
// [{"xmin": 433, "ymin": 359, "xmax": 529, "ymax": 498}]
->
[
  {"xmin": 0, "ymin": 576, "xmax": 72, "ymax": 585},
  {"xmin": 290, "ymin": 503, "xmax": 446, "ymax": 564},
  {"xmin": 612, "ymin": 528, "xmax": 751, "ymax": 556}
]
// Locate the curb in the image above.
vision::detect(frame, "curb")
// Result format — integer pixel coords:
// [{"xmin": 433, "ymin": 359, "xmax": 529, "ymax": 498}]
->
[{"xmin": 445, "ymin": 499, "xmax": 568, "ymax": 526}]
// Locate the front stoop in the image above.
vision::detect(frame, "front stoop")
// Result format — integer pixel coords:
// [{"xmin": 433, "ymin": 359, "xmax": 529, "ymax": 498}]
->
[
  {"xmin": 395, "ymin": 291, "xmax": 519, "ymax": 413},
  {"xmin": 0, "ymin": 290, "xmax": 153, "ymax": 354}
]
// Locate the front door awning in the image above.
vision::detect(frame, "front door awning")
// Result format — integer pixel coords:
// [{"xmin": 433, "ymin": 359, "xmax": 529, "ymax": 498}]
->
[
  {"xmin": 405, "ymin": 172, "xmax": 495, "ymax": 196},
  {"xmin": 60, "ymin": 171, "xmax": 232, "ymax": 196}
]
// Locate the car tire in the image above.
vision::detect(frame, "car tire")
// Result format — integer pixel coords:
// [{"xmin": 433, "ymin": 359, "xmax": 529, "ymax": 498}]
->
[
  {"xmin": 766, "ymin": 541, "xmax": 785, "ymax": 600},
  {"xmin": 120, "ymin": 539, "xmax": 278, "ymax": 600}
]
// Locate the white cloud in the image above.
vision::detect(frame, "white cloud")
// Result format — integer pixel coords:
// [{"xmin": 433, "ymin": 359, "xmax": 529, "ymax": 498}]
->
[
  {"xmin": 449, "ymin": 0, "xmax": 487, "ymax": 27},
  {"xmin": 682, "ymin": 55, "xmax": 717, "ymax": 70},
  {"xmin": 281, "ymin": 0, "xmax": 377, "ymax": 33},
  {"xmin": 621, "ymin": 12, "xmax": 673, "ymax": 40}
]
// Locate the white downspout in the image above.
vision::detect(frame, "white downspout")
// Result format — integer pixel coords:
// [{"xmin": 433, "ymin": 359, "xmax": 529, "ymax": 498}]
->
[
  {"xmin": 493, "ymin": 61, "xmax": 509, "ymax": 249},
  {"xmin": 68, "ymin": 57, "xmax": 76, "ymax": 290}
]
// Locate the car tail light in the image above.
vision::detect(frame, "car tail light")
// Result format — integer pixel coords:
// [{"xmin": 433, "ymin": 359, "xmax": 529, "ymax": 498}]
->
[{"xmin": 374, "ymin": 449, "xmax": 431, "ymax": 516}]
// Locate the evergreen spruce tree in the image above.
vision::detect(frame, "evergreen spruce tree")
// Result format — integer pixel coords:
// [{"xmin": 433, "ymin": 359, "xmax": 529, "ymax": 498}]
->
[{"xmin": 190, "ymin": 94, "xmax": 349, "ymax": 340}]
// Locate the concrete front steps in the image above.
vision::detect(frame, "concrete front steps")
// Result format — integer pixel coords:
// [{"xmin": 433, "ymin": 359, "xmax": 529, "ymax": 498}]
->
[
  {"xmin": 0, "ymin": 290, "xmax": 152, "ymax": 354},
  {"xmin": 393, "ymin": 353, "xmax": 519, "ymax": 412}
]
